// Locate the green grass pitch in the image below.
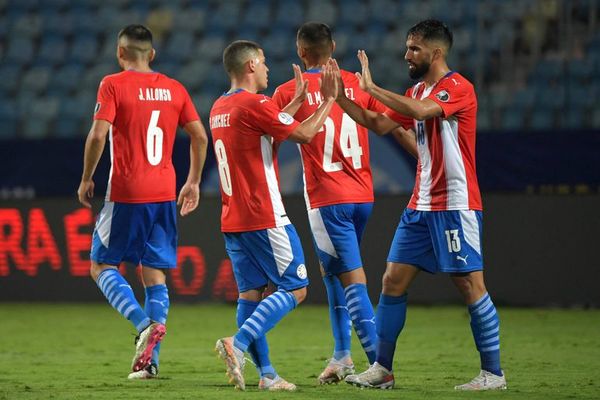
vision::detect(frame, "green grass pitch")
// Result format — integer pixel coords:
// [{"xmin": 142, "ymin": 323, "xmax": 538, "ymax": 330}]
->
[{"xmin": 1, "ymin": 303, "xmax": 598, "ymax": 399}]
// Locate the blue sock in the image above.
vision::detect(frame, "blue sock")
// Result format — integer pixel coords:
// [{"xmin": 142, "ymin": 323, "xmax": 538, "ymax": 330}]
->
[
  {"xmin": 145, "ymin": 284, "xmax": 169, "ymax": 366},
  {"xmin": 237, "ymin": 299, "xmax": 275, "ymax": 378},
  {"xmin": 234, "ymin": 289, "xmax": 297, "ymax": 352},
  {"xmin": 375, "ymin": 293, "xmax": 407, "ymax": 371},
  {"xmin": 468, "ymin": 293, "xmax": 502, "ymax": 376},
  {"xmin": 96, "ymin": 269, "xmax": 150, "ymax": 332},
  {"xmin": 345, "ymin": 283, "xmax": 377, "ymax": 364},
  {"xmin": 323, "ymin": 275, "xmax": 351, "ymax": 360}
]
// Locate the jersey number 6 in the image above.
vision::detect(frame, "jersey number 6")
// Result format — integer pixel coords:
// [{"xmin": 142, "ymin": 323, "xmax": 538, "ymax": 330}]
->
[{"xmin": 146, "ymin": 110, "xmax": 164, "ymax": 166}]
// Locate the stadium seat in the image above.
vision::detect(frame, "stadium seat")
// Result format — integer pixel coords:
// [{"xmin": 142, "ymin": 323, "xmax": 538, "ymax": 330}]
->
[
  {"xmin": 0, "ymin": 64, "xmax": 22, "ymax": 93},
  {"xmin": 4, "ymin": 37, "xmax": 35, "ymax": 66},
  {"xmin": 20, "ymin": 66, "xmax": 52, "ymax": 94},
  {"xmin": 68, "ymin": 35, "xmax": 99, "ymax": 65},
  {"xmin": 37, "ymin": 37, "xmax": 68, "ymax": 67}
]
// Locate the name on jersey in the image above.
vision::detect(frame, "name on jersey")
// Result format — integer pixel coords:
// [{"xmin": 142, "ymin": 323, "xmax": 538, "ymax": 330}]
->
[
  {"xmin": 138, "ymin": 88, "xmax": 172, "ymax": 102},
  {"xmin": 306, "ymin": 88, "xmax": 355, "ymax": 105},
  {"xmin": 210, "ymin": 113, "xmax": 231, "ymax": 129}
]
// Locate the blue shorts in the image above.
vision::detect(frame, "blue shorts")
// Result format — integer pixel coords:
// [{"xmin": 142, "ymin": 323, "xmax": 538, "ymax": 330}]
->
[
  {"xmin": 387, "ymin": 208, "xmax": 483, "ymax": 274},
  {"xmin": 307, "ymin": 202, "xmax": 373, "ymax": 276},
  {"xmin": 224, "ymin": 224, "xmax": 309, "ymax": 293},
  {"xmin": 91, "ymin": 201, "xmax": 177, "ymax": 269}
]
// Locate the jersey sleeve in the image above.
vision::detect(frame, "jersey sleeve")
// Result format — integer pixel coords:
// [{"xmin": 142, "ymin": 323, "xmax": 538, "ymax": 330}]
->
[
  {"xmin": 271, "ymin": 85, "xmax": 290, "ymax": 109},
  {"xmin": 93, "ymin": 78, "xmax": 116, "ymax": 123},
  {"xmin": 428, "ymin": 77, "xmax": 473, "ymax": 118},
  {"xmin": 245, "ymin": 96, "xmax": 300, "ymax": 142},
  {"xmin": 178, "ymin": 87, "xmax": 200, "ymax": 127},
  {"xmin": 383, "ymin": 88, "xmax": 414, "ymax": 130}
]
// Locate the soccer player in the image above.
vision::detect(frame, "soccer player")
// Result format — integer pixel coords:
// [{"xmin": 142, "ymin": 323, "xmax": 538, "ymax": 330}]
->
[
  {"xmin": 211, "ymin": 40, "xmax": 338, "ymax": 391},
  {"xmin": 330, "ymin": 20, "xmax": 506, "ymax": 390},
  {"xmin": 76, "ymin": 25, "xmax": 208, "ymax": 379},
  {"xmin": 272, "ymin": 22, "xmax": 417, "ymax": 384}
]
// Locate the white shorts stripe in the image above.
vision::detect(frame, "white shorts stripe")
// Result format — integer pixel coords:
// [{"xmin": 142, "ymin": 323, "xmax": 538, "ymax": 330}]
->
[
  {"xmin": 307, "ymin": 208, "xmax": 338, "ymax": 257},
  {"xmin": 460, "ymin": 210, "xmax": 481, "ymax": 255},
  {"xmin": 96, "ymin": 202, "xmax": 114, "ymax": 248},
  {"xmin": 267, "ymin": 226, "xmax": 294, "ymax": 277}
]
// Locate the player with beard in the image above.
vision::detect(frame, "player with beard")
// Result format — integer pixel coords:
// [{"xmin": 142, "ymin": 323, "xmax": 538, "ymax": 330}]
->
[{"xmin": 329, "ymin": 19, "xmax": 507, "ymax": 391}]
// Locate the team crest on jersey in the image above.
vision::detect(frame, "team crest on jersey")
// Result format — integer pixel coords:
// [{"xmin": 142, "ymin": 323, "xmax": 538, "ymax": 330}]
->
[
  {"xmin": 278, "ymin": 112, "xmax": 294, "ymax": 125},
  {"xmin": 296, "ymin": 264, "xmax": 307, "ymax": 279},
  {"xmin": 435, "ymin": 90, "xmax": 450, "ymax": 102},
  {"xmin": 94, "ymin": 102, "xmax": 101, "ymax": 114}
]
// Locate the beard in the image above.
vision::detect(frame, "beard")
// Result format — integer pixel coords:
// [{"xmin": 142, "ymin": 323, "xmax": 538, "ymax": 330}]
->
[{"xmin": 409, "ymin": 61, "xmax": 430, "ymax": 80}]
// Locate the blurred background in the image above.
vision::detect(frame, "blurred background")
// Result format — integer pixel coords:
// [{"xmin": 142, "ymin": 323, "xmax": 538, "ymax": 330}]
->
[{"xmin": 0, "ymin": 0, "xmax": 598, "ymax": 306}]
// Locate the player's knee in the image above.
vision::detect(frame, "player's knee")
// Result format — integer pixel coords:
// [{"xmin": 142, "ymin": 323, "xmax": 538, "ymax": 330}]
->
[
  {"xmin": 382, "ymin": 270, "xmax": 400, "ymax": 289},
  {"xmin": 291, "ymin": 287, "xmax": 307, "ymax": 304},
  {"xmin": 90, "ymin": 262, "xmax": 103, "ymax": 281}
]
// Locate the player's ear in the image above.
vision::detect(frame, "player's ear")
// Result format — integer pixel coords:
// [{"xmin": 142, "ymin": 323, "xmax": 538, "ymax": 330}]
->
[
  {"xmin": 149, "ymin": 48, "xmax": 156, "ymax": 63},
  {"xmin": 296, "ymin": 43, "xmax": 306, "ymax": 59},
  {"xmin": 116, "ymin": 45, "xmax": 125, "ymax": 61},
  {"xmin": 331, "ymin": 40, "xmax": 336, "ymax": 54},
  {"xmin": 248, "ymin": 58, "xmax": 257, "ymax": 73}
]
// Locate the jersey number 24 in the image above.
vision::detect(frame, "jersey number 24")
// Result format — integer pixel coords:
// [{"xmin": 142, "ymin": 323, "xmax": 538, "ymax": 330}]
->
[{"xmin": 321, "ymin": 114, "xmax": 363, "ymax": 172}]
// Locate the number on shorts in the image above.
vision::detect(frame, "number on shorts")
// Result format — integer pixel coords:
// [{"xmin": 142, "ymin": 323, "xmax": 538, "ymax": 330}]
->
[{"xmin": 444, "ymin": 229, "xmax": 461, "ymax": 253}]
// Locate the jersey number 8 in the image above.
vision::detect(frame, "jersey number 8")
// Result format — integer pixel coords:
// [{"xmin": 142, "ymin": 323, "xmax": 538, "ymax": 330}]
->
[{"xmin": 214, "ymin": 139, "xmax": 233, "ymax": 196}]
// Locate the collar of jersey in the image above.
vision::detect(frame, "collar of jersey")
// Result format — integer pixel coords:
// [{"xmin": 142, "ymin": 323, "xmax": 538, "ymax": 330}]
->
[
  {"xmin": 305, "ymin": 68, "xmax": 321, "ymax": 74},
  {"xmin": 443, "ymin": 71, "xmax": 456, "ymax": 78},
  {"xmin": 126, "ymin": 68, "xmax": 156, "ymax": 74},
  {"xmin": 223, "ymin": 88, "xmax": 245, "ymax": 96}
]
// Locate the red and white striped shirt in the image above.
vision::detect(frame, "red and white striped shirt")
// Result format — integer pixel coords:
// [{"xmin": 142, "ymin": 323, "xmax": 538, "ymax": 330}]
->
[
  {"xmin": 386, "ymin": 72, "xmax": 481, "ymax": 211},
  {"xmin": 209, "ymin": 89, "xmax": 300, "ymax": 232}
]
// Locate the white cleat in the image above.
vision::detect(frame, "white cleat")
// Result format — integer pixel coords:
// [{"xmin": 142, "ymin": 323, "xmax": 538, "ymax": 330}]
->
[
  {"xmin": 345, "ymin": 362, "xmax": 394, "ymax": 389},
  {"xmin": 318, "ymin": 357, "xmax": 355, "ymax": 384},
  {"xmin": 131, "ymin": 322, "xmax": 166, "ymax": 372},
  {"xmin": 128, "ymin": 364, "xmax": 158, "ymax": 380},
  {"xmin": 455, "ymin": 370, "xmax": 507, "ymax": 391},
  {"xmin": 259, "ymin": 375, "xmax": 297, "ymax": 391},
  {"xmin": 215, "ymin": 337, "xmax": 246, "ymax": 391}
]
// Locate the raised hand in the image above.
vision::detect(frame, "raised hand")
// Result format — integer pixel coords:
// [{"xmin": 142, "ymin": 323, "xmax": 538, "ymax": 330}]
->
[
  {"xmin": 319, "ymin": 60, "xmax": 338, "ymax": 101},
  {"xmin": 292, "ymin": 63, "xmax": 309, "ymax": 102},
  {"xmin": 356, "ymin": 50, "xmax": 375, "ymax": 92},
  {"xmin": 329, "ymin": 58, "xmax": 345, "ymax": 100}
]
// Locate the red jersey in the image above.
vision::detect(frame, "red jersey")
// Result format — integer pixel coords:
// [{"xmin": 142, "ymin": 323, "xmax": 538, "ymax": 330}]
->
[
  {"xmin": 385, "ymin": 72, "xmax": 481, "ymax": 211},
  {"xmin": 209, "ymin": 89, "xmax": 301, "ymax": 232},
  {"xmin": 273, "ymin": 69, "xmax": 385, "ymax": 209},
  {"xmin": 93, "ymin": 70, "xmax": 199, "ymax": 203}
]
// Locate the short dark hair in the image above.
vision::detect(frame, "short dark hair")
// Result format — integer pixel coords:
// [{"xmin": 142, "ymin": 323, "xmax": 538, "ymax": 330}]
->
[
  {"xmin": 223, "ymin": 40, "xmax": 262, "ymax": 77},
  {"xmin": 407, "ymin": 19, "xmax": 453, "ymax": 51},
  {"xmin": 118, "ymin": 24, "xmax": 153, "ymax": 44},
  {"xmin": 297, "ymin": 22, "xmax": 333, "ymax": 60}
]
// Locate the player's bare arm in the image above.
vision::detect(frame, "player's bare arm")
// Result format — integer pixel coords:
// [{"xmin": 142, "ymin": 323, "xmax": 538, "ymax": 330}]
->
[
  {"xmin": 77, "ymin": 119, "xmax": 111, "ymax": 208},
  {"xmin": 391, "ymin": 127, "xmax": 418, "ymax": 159},
  {"xmin": 329, "ymin": 58, "xmax": 400, "ymax": 135},
  {"xmin": 356, "ymin": 50, "xmax": 443, "ymax": 121},
  {"xmin": 178, "ymin": 120, "xmax": 208, "ymax": 217},
  {"xmin": 288, "ymin": 62, "xmax": 338, "ymax": 143},
  {"xmin": 281, "ymin": 64, "xmax": 309, "ymax": 117}
]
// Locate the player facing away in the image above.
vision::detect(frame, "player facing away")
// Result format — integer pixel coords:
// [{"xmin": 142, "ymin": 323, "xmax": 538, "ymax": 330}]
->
[
  {"xmin": 330, "ymin": 20, "xmax": 506, "ymax": 390},
  {"xmin": 211, "ymin": 40, "xmax": 338, "ymax": 391},
  {"xmin": 272, "ymin": 22, "xmax": 417, "ymax": 385},
  {"xmin": 77, "ymin": 25, "xmax": 208, "ymax": 379}
]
